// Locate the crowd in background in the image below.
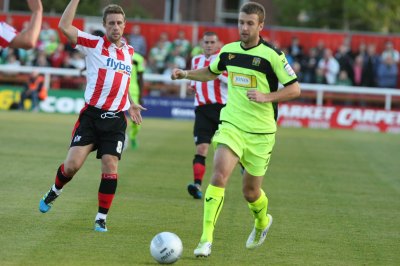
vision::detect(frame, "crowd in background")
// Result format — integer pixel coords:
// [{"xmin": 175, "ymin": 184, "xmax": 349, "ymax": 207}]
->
[
  {"xmin": 1, "ymin": 22, "xmax": 399, "ymax": 89},
  {"xmin": 283, "ymin": 36, "xmax": 399, "ymax": 88}
]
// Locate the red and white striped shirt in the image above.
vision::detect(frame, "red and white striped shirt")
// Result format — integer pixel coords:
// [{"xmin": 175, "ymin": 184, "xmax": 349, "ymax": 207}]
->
[
  {"xmin": 190, "ymin": 54, "xmax": 228, "ymax": 106},
  {"xmin": 0, "ymin": 22, "xmax": 17, "ymax": 48},
  {"xmin": 75, "ymin": 30, "xmax": 134, "ymax": 111}
]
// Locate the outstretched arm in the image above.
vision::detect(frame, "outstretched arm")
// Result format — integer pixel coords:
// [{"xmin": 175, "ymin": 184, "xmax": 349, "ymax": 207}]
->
[
  {"xmin": 171, "ymin": 67, "xmax": 218, "ymax": 82},
  {"xmin": 58, "ymin": 0, "xmax": 80, "ymax": 44},
  {"xmin": 9, "ymin": 0, "xmax": 43, "ymax": 49}
]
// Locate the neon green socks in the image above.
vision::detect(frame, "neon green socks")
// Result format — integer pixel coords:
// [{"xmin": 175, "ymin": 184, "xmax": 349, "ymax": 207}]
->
[
  {"xmin": 200, "ymin": 184, "xmax": 225, "ymax": 243},
  {"xmin": 248, "ymin": 189, "xmax": 269, "ymax": 229}
]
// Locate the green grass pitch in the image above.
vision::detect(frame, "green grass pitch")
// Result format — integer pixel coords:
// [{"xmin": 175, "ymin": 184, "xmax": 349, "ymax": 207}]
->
[{"xmin": 0, "ymin": 111, "xmax": 399, "ymax": 265}]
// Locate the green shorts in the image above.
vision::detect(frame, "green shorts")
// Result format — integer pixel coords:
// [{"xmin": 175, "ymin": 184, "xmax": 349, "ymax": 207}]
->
[{"xmin": 212, "ymin": 122, "xmax": 276, "ymax": 176}]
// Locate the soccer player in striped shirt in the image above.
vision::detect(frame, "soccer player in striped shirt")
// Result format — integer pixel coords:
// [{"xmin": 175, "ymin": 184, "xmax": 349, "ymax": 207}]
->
[
  {"xmin": 39, "ymin": 0, "xmax": 145, "ymax": 232},
  {"xmin": 172, "ymin": 1, "xmax": 300, "ymax": 257},
  {"xmin": 0, "ymin": 0, "xmax": 42, "ymax": 49},
  {"xmin": 187, "ymin": 32, "xmax": 228, "ymax": 199}
]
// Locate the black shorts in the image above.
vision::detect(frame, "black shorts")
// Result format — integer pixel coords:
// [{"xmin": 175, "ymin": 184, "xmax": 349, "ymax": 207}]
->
[
  {"xmin": 70, "ymin": 105, "xmax": 127, "ymax": 160},
  {"xmin": 193, "ymin": 103, "xmax": 225, "ymax": 145}
]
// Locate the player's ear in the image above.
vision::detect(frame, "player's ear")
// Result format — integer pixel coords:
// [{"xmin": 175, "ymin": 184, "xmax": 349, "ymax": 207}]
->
[{"xmin": 258, "ymin": 22, "xmax": 264, "ymax": 32}]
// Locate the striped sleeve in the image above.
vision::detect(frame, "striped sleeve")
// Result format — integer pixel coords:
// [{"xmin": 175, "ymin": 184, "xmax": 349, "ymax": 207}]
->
[
  {"xmin": 209, "ymin": 46, "xmax": 226, "ymax": 75},
  {"xmin": 218, "ymin": 71, "xmax": 228, "ymax": 84},
  {"xmin": 190, "ymin": 55, "xmax": 199, "ymax": 87},
  {"xmin": 75, "ymin": 30, "xmax": 101, "ymax": 55},
  {"xmin": 0, "ymin": 22, "xmax": 17, "ymax": 48}
]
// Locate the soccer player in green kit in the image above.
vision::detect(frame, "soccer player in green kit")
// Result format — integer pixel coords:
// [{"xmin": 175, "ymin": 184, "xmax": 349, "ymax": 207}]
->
[
  {"xmin": 128, "ymin": 52, "xmax": 145, "ymax": 149},
  {"xmin": 171, "ymin": 1, "xmax": 300, "ymax": 257}
]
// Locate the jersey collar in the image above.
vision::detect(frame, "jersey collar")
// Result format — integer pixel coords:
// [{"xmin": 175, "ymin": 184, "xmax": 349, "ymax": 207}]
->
[
  {"xmin": 240, "ymin": 36, "xmax": 264, "ymax": 51},
  {"xmin": 102, "ymin": 35, "xmax": 128, "ymax": 50}
]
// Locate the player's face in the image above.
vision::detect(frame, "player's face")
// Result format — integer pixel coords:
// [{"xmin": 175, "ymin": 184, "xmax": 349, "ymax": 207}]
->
[
  {"xmin": 104, "ymin": 13, "xmax": 126, "ymax": 44},
  {"xmin": 202, "ymin": 35, "xmax": 219, "ymax": 57},
  {"xmin": 238, "ymin": 12, "xmax": 263, "ymax": 48}
]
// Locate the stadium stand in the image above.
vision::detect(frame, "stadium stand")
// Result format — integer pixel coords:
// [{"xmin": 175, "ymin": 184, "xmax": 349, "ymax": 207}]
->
[{"xmin": 0, "ymin": 14, "xmax": 399, "ymax": 105}]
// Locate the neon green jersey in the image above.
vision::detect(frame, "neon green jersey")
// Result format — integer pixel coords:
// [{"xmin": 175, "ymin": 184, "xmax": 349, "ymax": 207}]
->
[
  {"xmin": 129, "ymin": 52, "xmax": 145, "ymax": 102},
  {"xmin": 209, "ymin": 38, "xmax": 297, "ymax": 133}
]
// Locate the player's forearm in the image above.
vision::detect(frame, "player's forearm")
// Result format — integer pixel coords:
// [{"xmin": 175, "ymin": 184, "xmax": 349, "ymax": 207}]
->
[
  {"xmin": 186, "ymin": 67, "xmax": 217, "ymax": 82},
  {"xmin": 59, "ymin": 0, "xmax": 79, "ymax": 42},
  {"xmin": 128, "ymin": 91, "xmax": 135, "ymax": 105},
  {"xmin": 10, "ymin": 9, "xmax": 42, "ymax": 49},
  {"xmin": 264, "ymin": 82, "xmax": 301, "ymax": 103}
]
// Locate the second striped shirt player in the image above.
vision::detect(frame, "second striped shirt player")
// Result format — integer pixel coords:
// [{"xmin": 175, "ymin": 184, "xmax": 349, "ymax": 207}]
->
[{"xmin": 187, "ymin": 32, "xmax": 228, "ymax": 199}]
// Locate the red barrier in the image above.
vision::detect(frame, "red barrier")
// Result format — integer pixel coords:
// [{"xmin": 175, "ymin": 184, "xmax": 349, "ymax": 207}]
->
[
  {"xmin": 2, "ymin": 13, "xmax": 399, "ymax": 54},
  {"xmin": 278, "ymin": 103, "xmax": 400, "ymax": 133}
]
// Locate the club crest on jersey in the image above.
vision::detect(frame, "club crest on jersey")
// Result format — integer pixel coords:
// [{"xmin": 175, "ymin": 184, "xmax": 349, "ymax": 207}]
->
[
  {"xmin": 228, "ymin": 54, "xmax": 236, "ymax": 60},
  {"xmin": 252, "ymin": 57, "xmax": 261, "ymax": 66},
  {"xmin": 106, "ymin": 58, "xmax": 132, "ymax": 75}
]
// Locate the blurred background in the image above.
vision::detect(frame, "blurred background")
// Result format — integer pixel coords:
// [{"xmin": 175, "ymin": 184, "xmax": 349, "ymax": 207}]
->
[{"xmin": 1, "ymin": 0, "xmax": 400, "ymax": 133}]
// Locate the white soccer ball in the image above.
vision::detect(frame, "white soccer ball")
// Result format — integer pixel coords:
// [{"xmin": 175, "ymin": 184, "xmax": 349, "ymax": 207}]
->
[{"xmin": 150, "ymin": 232, "xmax": 183, "ymax": 264}]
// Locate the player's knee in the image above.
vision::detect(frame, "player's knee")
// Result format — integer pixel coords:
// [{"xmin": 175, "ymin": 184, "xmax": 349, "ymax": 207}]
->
[
  {"xmin": 196, "ymin": 143, "xmax": 209, "ymax": 155},
  {"xmin": 242, "ymin": 186, "xmax": 259, "ymax": 202},
  {"xmin": 101, "ymin": 155, "xmax": 118, "ymax": 173},
  {"xmin": 210, "ymin": 171, "xmax": 228, "ymax": 187},
  {"xmin": 63, "ymin": 161, "xmax": 80, "ymax": 177}
]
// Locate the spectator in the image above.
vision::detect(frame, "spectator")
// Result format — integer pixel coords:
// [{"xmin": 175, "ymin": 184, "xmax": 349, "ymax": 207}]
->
[
  {"xmin": 173, "ymin": 30, "xmax": 191, "ymax": 59},
  {"xmin": 292, "ymin": 61, "xmax": 303, "ymax": 82},
  {"xmin": 148, "ymin": 37, "xmax": 170, "ymax": 73},
  {"xmin": 335, "ymin": 44, "xmax": 354, "ymax": 82},
  {"xmin": 352, "ymin": 55, "xmax": 364, "ymax": 86},
  {"xmin": 190, "ymin": 42, "xmax": 203, "ymax": 58},
  {"xmin": 5, "ymin": 52, "xmax": 21, "ymax": 66},
  {"xmin": 301, "ymin": 48, "xmax": 319, "ymax": 83},
  {"xmin": 43, "ymin": 34, "xmax": 59, "ymax": 56},
  {"xmin": 33, "ymin": 50, "xmax": 50, "ymax": 67},
  {"xmin": 66, "ymin": 50, "xmax": 85, "ymax": 70},
  {"xmin": 336, "ymin": 70, "xmax": 352, "ymax": 86},
  {"xmin": 159, "ymin": 32, "xmax": 172, "ymax": 52},
  {"xmin": 355, "ymin": 42, "xmax": 367, "ymax": 58},
  {"xmin": 18, "ymin": 71, "xmax": 46, "ymax": 111},
  {"xmin": 49, "ymin": 43, "xmax": 68, "ymax": 68},
  {"xmin": 282, "ymin": 47, "xmax": 294, "ymax": 66},
  {"xmin": 314, "ymin": 40, "xmax": 325, "ymax": 60},
  {"xmin": 288, "ymin": 36, "xmax": 304, "ymax": 61},
  {"xmin": 376, "ymin": 54, "xmax": 398, "ymax": 88},
  {"xmin": 317, "ymin": 48, "xmax": 340, "ymax": 85},
  {"xmin": 341, "ymin": 35, "xmax": 355, "ymax": 58},
  {"xmin": 336, "ymin": 70, "xmax": 353, "ymax": 106},
  {"xmin": 166, "ymin": 46, "xmax": 186, "ymax": 69},
  {"xmin": 315, "ymin": 67, "xmax": 326, "ymax": 84},
  {"xmin": 381, "ymin": 40, "xmax": 399, "ymax": 64},
  {"xmin": 38, "ymin": 21, "xmax": 59, "ymax": 52},
  {"xmin": 129, "ymin": 25, "xmax": 146, "ymax": 56},
  {"xmin": 362, "ymin": 44, "xmax": 380, "ymax": 87}
]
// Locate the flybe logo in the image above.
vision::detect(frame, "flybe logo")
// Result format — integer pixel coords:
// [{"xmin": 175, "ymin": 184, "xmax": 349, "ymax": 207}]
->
[{"xmin": 106, "ymin": 58, "xmax": 132, "ymax": 75}]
